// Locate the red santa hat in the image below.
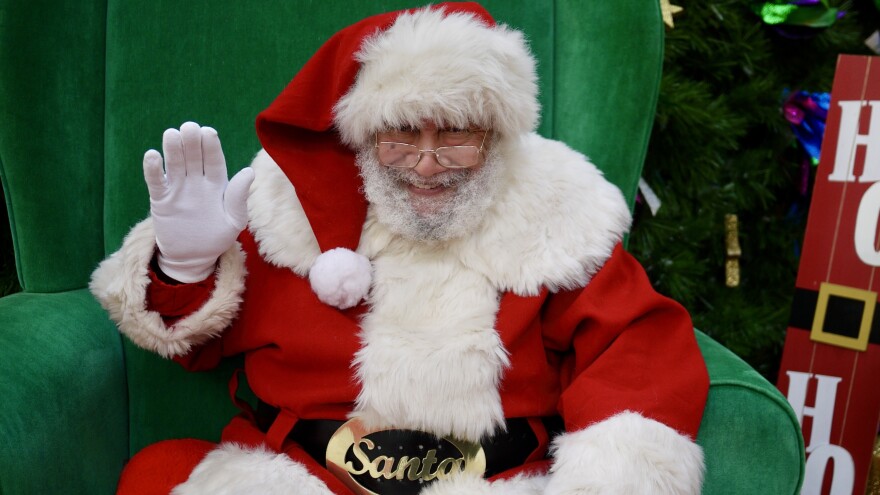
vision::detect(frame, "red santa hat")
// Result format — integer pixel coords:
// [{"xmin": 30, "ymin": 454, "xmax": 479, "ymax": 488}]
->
[{"xmin": 255, "ymin": 2, "xmax": 538, "ymax": 309}]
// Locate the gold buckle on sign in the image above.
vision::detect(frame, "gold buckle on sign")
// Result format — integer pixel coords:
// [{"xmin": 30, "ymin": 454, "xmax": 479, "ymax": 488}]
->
[
  {"xmin": 811, "ymin": 282, "xmax": 876, "ymax": 352},
  {"xmin": 325, "ymin": 418, "xmax": 486, "ymax": 495}
]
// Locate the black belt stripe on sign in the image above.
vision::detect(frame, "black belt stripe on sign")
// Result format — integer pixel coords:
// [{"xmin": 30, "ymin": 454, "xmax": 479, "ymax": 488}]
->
[{"xmin": 789, "ymin": 288, "xmax": 880, "ymax": 345}]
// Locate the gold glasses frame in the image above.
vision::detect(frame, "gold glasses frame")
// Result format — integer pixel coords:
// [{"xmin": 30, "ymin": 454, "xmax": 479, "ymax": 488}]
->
[{"xmin": 374, "ymin": 129, "xmax": 490, "ymax": 169}]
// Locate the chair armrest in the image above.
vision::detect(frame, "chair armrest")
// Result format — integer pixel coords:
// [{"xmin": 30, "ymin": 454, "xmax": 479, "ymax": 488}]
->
[
  {"xmin": 0, "ymin": 289, "xmax": 127, "ymax": 495},
  {"xmin": 695, "ymin": 330, "xmax": 806, "ymax": 494}
]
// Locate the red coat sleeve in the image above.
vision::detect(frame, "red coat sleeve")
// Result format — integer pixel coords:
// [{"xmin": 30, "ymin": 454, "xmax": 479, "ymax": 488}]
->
[{"xmin": 542, "ymin": 244, "xmax": 709, "ymax": 438}]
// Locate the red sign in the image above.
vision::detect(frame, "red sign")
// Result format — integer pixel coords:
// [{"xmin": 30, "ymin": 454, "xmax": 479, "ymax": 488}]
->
[{"xmin": 777, "ymin": 55, "xmax": 880, "ymax": 495}]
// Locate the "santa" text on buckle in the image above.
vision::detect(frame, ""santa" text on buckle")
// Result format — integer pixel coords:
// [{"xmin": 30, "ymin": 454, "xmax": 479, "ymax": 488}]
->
[{"xmin": 325, "ymin": 418, "xmax": 486, "ymax": 495}]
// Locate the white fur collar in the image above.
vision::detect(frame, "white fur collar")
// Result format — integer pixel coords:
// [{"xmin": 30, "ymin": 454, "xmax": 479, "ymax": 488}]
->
[
  {"xmin": 466, "ymin": 133, "xmax": 631, "ymax": 293},
  {"xmin": 247, "ymin": 133, "xmax": 630, "ymax": 294}
]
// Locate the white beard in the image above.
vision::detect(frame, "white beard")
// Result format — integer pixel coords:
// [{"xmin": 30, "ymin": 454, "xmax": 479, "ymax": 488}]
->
[{"xmin": 356, "ymin": 147, "xmax": 503, "ymax": 242}]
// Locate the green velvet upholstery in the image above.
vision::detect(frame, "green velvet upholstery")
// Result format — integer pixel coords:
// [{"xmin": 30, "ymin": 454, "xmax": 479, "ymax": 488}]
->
[
  {"xmin": 0, "ymin": 1, "xmax": 803, "ymax": 493},
  {"xmin": 0, "ymin": 0, "xmax": 107, "ymax": 293},
  {"xmin": 695, "ymin": 332, "xmax": 805, "ymax": 494},
  {"xmin": 0, "ymin": 290, "xmax": 127, "ymax": 494}
]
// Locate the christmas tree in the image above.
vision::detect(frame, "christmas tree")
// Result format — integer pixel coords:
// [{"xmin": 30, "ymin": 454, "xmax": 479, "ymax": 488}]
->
[{"xmin": 629, "ymin": 0, "xmax": 879, "ymax": 379}]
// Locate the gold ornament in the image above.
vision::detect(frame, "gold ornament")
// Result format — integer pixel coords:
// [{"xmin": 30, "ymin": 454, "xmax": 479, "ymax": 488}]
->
[
  {"xmin": 868, "ymin": 434, "xmax": 880, "ymax": 494},
  {"xmin": 725, "ymin": 214, "xmax": 741, "ymax": 288},
  {"xmin": 659, "ymin": 0, "xmax": 684, "ymax": 28}
]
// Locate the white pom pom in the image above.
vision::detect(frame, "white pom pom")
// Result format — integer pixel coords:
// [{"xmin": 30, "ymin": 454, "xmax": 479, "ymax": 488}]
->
[{"xmin": 308, "ymin": 248, "xmax": 372, "ymax": 309}]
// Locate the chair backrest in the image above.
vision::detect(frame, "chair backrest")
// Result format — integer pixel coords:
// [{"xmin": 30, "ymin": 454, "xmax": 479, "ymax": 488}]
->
[{"xmin": 0, "ymin": 0, "xmax": 664, "ymax": 455}]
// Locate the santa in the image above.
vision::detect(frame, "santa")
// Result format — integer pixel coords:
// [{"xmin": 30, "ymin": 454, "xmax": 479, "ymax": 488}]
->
[{"xmin": 90, "ymin": 3, "xmax": 709, "ymax": 494}]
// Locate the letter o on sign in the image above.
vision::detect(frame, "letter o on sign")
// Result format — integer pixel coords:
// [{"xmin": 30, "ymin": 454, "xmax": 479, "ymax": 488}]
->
[
  {"xmin": 801, "ymin": 444, "xmax": 854, "ymax": 495},
  {"xmin": 855, "ymin": 181, "xmax": 880, "ymax": 266}
]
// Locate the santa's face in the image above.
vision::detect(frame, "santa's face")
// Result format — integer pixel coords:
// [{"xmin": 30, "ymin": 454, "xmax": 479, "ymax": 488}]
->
[{"xmin": 357, "ymin": 122, "xmax": 501, "ymax": 242}]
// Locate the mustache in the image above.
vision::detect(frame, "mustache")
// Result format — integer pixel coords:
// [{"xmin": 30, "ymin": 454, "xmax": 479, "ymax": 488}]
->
[{"xmin": 384, "ymin": 167, "xmax": 472, "ymax": 188}]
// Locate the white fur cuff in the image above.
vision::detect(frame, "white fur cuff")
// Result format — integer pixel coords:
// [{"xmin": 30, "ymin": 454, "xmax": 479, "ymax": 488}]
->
[
  {"xmin": 546, "ymin": 412, "xmax": 704, "ymax": 495},
  {"xmin": 89, "ymin": 218, "xmax": 246, "ymax": 358},
  {"xmin": 172, "ymin": 443, "xmax": 333, "ymax": 495}
]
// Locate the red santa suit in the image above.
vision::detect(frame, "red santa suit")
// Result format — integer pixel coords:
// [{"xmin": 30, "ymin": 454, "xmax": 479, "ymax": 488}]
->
[{"xmin": 90, "ymin": 3, "xmax": 709, "ymax": 494}]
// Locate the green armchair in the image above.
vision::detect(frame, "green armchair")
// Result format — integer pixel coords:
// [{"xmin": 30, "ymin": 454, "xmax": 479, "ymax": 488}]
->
[{"xmin": 0, "ymin": 1, "xmax": 804, "ymax": 493}]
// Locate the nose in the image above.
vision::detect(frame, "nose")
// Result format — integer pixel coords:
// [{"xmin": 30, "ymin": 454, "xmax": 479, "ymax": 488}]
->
[
  {"xmin": 412, "ymin": 130, "xmax": 445, "ymax": 177},
  {"xmin": 412, "ymin": 151, "xmax": 447, "ymax": 177}
]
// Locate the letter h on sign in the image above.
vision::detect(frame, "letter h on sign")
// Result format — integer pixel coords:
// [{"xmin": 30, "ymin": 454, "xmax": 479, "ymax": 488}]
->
[{"xmin": 829, "ymin": 100, "xmax": 880, "ymax": 183}]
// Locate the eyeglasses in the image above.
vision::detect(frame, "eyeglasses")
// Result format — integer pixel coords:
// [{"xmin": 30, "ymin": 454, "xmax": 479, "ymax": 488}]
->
[{"xmin": 375, "ymin": 129, "xmax": 490, "ymax": 169}]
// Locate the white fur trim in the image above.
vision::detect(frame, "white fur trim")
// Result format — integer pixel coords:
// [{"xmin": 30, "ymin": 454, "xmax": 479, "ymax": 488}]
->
[
  {"xmin": 349, "ymin": 242, "xmax": 510, "ymax": 441},
  {"xmin": 247, "ymin": 149, "xmax": 321, "ymax": 275},
  {"xmin": 419, "ymin": 473, "xmax": 549, "ymax": 495},
  {"xmin": 546, "ymin": 412, "xmax": 704, "ymax": 495},
  {"xmin": 171, "ymin": 443, "xmax": 332, "ymax": 495},
  {"xmin": 334, "ymin": 7, "xmax": 539, "ymax": 148},
  {"xmin": 359, "ymin": 133, "xmax": 631, "ymax": 296},
  {"xmin": 89, "ymin": 218, "xmax": 246, "ymax": 358},
  {"xmin": 461, "ymin": 133, "xmax": 630, "ymax": 294},
  {"xmin": 309, "ymin": 247, "xmax": 373, "ymax": 309},
  {"xmin": 249, "ymin": 134, "xmax": 629, "ymax": 298}
]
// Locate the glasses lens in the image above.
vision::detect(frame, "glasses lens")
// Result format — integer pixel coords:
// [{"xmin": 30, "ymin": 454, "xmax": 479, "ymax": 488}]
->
[
  {"xmin": 436, "ymin": 146, "xmax": 480, "ymax": 168},
  {"xmin": 377, "ymin": 142, "xmax": 419, "ymax": 168}
]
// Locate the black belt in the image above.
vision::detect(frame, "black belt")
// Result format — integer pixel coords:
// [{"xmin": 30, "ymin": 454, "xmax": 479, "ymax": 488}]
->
[{"xmin": 255, "ymin": 401, "xmax": 563, "ymax": 478}]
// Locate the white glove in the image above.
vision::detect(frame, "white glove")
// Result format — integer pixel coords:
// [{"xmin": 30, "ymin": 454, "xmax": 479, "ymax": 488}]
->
[{"xmin": 143, "ymin": 121, "xmax": 255, "ymax": 283}]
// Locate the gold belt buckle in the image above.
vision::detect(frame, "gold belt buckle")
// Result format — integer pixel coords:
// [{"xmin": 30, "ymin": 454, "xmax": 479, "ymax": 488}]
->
[{"xmin": 325, "ymin": 418, "xmax": 486, "ymax": 495}]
